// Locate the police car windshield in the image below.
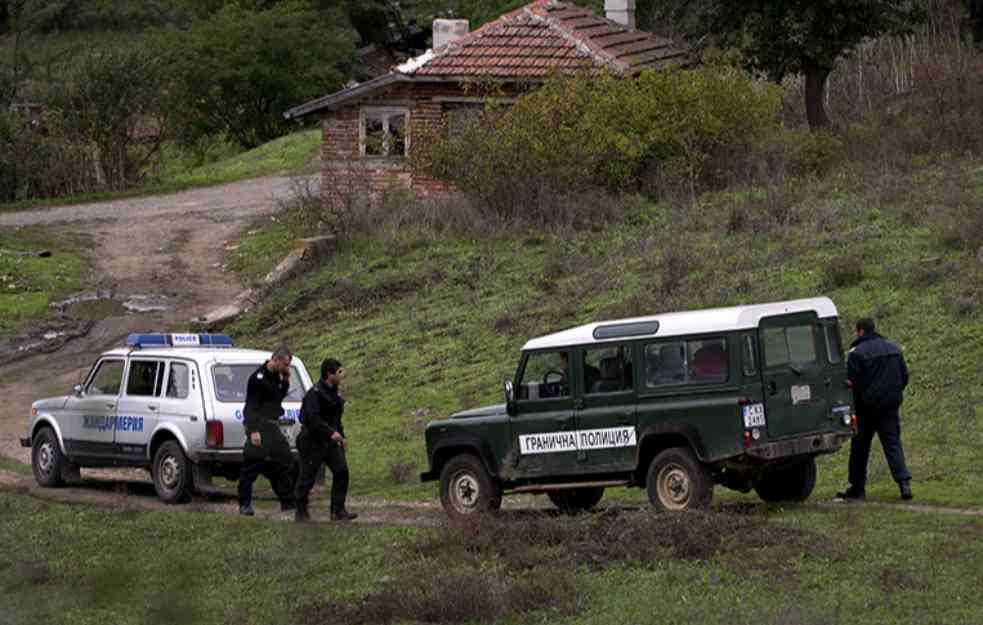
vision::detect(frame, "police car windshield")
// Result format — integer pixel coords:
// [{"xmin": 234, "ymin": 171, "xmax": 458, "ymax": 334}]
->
[{"xmin": 212, "ymin": 364, "xmax": 305, "ymax": 403}]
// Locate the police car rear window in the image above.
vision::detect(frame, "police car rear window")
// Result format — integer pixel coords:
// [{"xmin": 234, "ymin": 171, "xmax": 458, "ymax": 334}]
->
[{"xmin": 212, "ymin": 365, "xmax": 305, "ymax": 403}]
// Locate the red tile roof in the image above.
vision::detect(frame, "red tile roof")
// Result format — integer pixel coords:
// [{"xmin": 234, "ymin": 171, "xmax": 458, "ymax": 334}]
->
[
  {"xmin": 403, "ymin": 0, "xmax": 688, "ymax": 78},
  {"xmin": 284, "ymin": 0, "xmax": 689, "ymax": 118}
]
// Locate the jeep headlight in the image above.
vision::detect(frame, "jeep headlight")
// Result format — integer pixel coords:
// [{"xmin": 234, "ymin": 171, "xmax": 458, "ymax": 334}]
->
[
  {"xmin": 751, "ymin": 428, "xmax": 761, "ymax": 441},
  {"xmin": 841, "ymin": 413, "xmax": 851, "ymax": 426}
]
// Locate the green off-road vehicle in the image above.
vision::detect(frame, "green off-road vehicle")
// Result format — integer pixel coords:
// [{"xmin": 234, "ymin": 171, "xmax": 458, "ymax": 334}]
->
[{"xmin": 421, "ymin": 298, "xmax": 856, "ymax": 514}]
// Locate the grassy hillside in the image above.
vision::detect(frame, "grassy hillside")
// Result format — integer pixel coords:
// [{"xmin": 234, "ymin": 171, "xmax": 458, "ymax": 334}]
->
[
  {"xmin": 228, "ymin": 156, "xmax": 983, "ymax": 507},
  {"xmin": 2, "ymin": 490, "xmax": 982, "ymax": 625}
]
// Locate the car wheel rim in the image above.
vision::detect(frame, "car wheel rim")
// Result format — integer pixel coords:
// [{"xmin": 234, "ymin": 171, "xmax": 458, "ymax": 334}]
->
[
  {"xmin": 449, "ymin": 471, "xmax": 480, "ymax": 513},
  {"xmin": 160, "ymin": 455, "xmax": 180, "ymax": 490},
  {"xmin": 37, "ymin": 441, "xmax": 54, "ymax": 476},
  {"xmin": 657, "ymin": 463, "xmax": 691, "ymax": 510}
]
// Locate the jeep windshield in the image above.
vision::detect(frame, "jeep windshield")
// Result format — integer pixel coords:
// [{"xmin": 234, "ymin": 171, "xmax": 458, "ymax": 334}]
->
[{"xmin": 212, "ymin": 364, "xmax": 305, "ymax": 403}]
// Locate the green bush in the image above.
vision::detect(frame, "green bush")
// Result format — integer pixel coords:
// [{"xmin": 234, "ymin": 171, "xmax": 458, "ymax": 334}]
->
[{"xmin": 415, "ymin": 66, "xmax": 781, "ymax": 219}]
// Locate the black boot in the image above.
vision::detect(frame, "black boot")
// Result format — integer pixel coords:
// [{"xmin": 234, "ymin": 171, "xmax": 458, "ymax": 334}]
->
[
  {"xmin": 899, "ymin": 480, "xmax": 913, "ymax": 501},
  {"xmin": 239, "ymin": 504, "xmax": 255, "ymax": 516},
  {"xmin": 331, "ymin": 509, "xmax": 358, "ymax": 522},
  {"xmin": 835, "ymin": 486, "xmax": 865, "ymax": 500},
  {"xmin": 295, "ymin": 499, "xmax": 311, "ymax": 523}
]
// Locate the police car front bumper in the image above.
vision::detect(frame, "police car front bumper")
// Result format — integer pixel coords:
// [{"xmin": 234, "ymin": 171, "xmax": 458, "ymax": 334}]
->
[
  {"xmin": 20, "ymin": 437, "xmax": 30, "ymax": 448},
  {"xmin": 747, "ymin": 431, "xmax": 852, "ymax": 461}
]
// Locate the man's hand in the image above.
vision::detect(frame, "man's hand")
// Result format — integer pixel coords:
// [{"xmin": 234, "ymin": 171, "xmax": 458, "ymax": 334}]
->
[
  {"xmin": 330, "ymin": 431, "xmax": 343, "ymax": 444},
  {"xmin": 250, "ymin": 432, "xmax": 262, "ymax": 447},
  {"xmin": 282, "ymin": 367, "xmax": 292, "ymax": 380}
]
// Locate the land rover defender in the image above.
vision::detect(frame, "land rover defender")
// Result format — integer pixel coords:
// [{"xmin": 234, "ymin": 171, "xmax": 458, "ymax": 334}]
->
[{"xmin": 421, "ymin": 298, "xmax": 855, "ymax": 514}]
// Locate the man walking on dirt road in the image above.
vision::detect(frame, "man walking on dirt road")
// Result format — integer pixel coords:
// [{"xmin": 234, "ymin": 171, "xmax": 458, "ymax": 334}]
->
[
  {"xmin": 837, "ymin": 318, "xmax": 913, "ymax": 501},
  {"xmin": 238, "ymin": 345, "xmax": 297, "ymax": 516},
  {"xmin": 294, "ymin": 358, "xmax": 357, "ymax": 522}
]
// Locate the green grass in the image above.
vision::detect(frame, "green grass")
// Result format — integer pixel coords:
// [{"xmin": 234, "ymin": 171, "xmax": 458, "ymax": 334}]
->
[
  {"xmin": 0, "ymin": 130, "xmax": 321, "ymax": 213},
  {"xmin": 222, "ymin": 155, "xmax": 983, "ymax": 508},
  {"xmin": 0, "ymin": 228, "xmax": 84, "ymax": 340},
  {"xmin": 0, "ymin": 455, "xmax": 31, "ymax": 475},
  {"xmin": 2, "ymin": 489, "xmax": 982, "ymax": 625}
]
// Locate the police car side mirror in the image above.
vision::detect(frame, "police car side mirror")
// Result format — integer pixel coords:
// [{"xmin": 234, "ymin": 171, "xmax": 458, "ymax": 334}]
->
[
  {"xmin": 504, "ymin": 380, "xmax": 516, "ymax": 417},
  {"xmin": 72, "ymin": 384, "xmax": 84, "ymax": 398}
]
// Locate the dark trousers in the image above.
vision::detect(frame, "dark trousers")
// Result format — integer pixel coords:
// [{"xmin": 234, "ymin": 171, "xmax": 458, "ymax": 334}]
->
[
  {"xmin": 848, "ymin": 407, "xmax": 912, "ymax": 489},
  {"xmin": 238, "ymin": 457, "xmax": 296, "ymax": 508},
  {"xmin": 294, "ymin": 431, "xmax": 349, "ymax": 513}
]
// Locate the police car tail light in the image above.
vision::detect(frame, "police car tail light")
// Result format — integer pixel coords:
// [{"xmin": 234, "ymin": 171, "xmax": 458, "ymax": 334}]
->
[
  {"xmin": 206, "ymin": 420, "xmax": 224, "ymax": 448},
  {"xmin": 850, "ymin": 415, "xmax": 858, "ymax": 432},
  {"xmin": 31, "ymin": 407, "xmax": 38, "ymax": 417}
]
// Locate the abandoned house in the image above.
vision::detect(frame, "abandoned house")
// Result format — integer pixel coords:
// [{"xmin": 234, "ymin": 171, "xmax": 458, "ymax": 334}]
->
[{"xmin": 284, "ymin": 0, "xmax": 689, "ymax": 212}]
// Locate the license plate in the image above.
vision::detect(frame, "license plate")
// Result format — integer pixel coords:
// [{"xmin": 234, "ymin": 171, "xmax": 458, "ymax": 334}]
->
[
  {"xmin": 742, "ymin": 403, "xmax": 766, "ymax": 428},
  {"xmin": 791, "ymin": 385, "xmax": 812, "ymax": 405}
]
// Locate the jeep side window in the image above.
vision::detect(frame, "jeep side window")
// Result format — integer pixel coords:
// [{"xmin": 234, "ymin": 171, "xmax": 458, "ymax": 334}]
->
[
  {"xmin": 584, "ymin": 346, "xmax": 632, "ymax": 394},
  {"xmin": 166, "ymin": 363, "xmax": 190, "ymax": 399},
  {"xmin": 86, "ymin": 360, "xmax": 125, "ymax": 396},
  {"xmin": 763, "ymin": 325, "xmax": 817, "ymax": 367},
  {"xmin": 688, "ymin": 339, "xmax": 728, "ymax": 383},
  {"xmin": 645, "ymin": 338, "xmax": 728, "ymax": 386},
  {"xmin": 126, "ymin": 361, "xmax": 162, "ymax": 397},
  {"xmin": 645, "ymin": 341, "xmax": 686, "ymax": 386},
  {"xmin": 518, "ymin": 352, "xmax": 569, "ymax": 400}
]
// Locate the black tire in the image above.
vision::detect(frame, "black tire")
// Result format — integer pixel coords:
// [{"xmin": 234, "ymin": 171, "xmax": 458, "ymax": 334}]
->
[
  {"xmin": 32, "ymin": 427, "xmax": 65, "ymax": 488},
  {"xmin": 548, "ymin": 487, "xmax": 605, "ymax": 513},
  {"xmin": 753, "ymin": 457, "xmax": 817, "ymax": 503},
  {"xmin": 646, "ymin": 447, "xmax": 713, "ymax": 511},
  {"xmin": 439, "ymin": 454, "xmax": 502, "ymax": 515},
  {"xmin": 152, "ymin": 440, "xmax": 192, "ymax": 504}
]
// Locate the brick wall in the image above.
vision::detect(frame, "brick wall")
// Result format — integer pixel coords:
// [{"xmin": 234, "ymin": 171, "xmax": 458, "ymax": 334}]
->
[{"xmin": 319, "ymin": 81, "xmax": 523, "ymax": 215}]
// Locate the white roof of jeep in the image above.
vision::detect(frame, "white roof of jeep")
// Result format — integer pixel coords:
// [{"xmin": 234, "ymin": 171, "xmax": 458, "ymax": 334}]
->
[{"xmin": 522, "ymin": 297, "xmax": 838, "ymax": 351}]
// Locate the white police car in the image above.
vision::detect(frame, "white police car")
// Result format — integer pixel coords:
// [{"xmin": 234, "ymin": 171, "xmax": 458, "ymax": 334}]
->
[{"xmin": 20, "ymin": 333, "xmax": 313, "ymax": 503}]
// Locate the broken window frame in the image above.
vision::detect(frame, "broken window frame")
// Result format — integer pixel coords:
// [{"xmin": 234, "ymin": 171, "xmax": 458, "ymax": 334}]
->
[{"xmin": 360, "ymin": 107, "xmax": 409, "ymax": 158}]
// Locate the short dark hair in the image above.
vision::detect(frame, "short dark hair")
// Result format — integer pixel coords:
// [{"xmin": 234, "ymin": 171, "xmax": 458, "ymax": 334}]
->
[
  {"xmin": 856, "ymin": 318, "xmax": 876, "ymax": 334},
  {"xmin": 321, "ymin": 358, "xmax": 342, "ymax": 379},
  {"xmin": 272, "ymin": 345, "xmax": 293, "ymax": 360}
]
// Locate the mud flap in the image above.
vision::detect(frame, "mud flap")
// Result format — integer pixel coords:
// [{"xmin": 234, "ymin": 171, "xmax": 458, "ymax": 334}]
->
[
  {"xmin": 192, "ymin": 463, "xmax": 215, "ymax": 494},
  {"xmin": 60, "ymin": 461, "xmax": 81, "ymax": 483}
]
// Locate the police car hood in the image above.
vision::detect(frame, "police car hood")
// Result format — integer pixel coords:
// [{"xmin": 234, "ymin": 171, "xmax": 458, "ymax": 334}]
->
[
  {"xmin": 450, "ymin": 404, "xmax": 507, "ymax": 419},
  {"xmin": 33, "ymin": 396, "xmax": 69, "ymax": 411}
]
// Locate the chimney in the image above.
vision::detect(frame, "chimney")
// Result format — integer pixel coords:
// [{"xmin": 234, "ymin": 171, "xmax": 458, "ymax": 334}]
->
[
  {"xmin": 432, "ymin": 18, "xmax": 470, "ymax": 50},
  {"xmin": 605, "ymin": 0, "xmax": 636, "ymax": 29}
]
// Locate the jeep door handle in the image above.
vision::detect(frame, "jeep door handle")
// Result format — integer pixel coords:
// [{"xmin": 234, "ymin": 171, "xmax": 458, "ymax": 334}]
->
[{"xmin": 768, "ymin": 381, "xmax": 778, "ymax": 396}]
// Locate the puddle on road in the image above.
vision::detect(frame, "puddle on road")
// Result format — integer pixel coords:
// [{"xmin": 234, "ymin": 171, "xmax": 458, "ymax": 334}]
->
[
  {"xmin": 2, "ymin": 291, "xmax": 177, "ymax": 359},
  {"xmin": 67, "ymin": 298, "xmax": 127, "ymax": 320},
  {"xmin": 51, "ymin": 291, "xmax": 173, "ymax": 318}
]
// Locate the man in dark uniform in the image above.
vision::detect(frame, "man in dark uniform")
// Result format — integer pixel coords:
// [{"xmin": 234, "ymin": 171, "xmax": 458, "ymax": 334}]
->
[
  {"xmin": 294, "ymin": 358, "xmax": 357, "ymax": 522},
  {"xmin": 238, "ymin": 345, "xmax": 297, "ymax": 516},
  {"xmin": 837, "ymin": 318, "xmax": 913, "ymax": 501}
]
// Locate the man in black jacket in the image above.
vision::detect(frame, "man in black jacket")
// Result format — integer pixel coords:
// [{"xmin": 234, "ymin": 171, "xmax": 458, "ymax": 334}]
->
[
  {"xmin": 838, "ymin": 318, "xmax": 913, "ymax": 501},
  {"xmin": 238, "ymin": 345, "xmax": 297, "ymax": 516},
  {"xmin": 294, "ymin": 358, "xmax": 357, "ymax": 522}
]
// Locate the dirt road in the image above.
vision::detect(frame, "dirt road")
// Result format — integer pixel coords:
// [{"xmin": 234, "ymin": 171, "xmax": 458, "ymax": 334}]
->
[{"xmin": 0, "ymin": 174, "xmax": 316, "ymax": 466}]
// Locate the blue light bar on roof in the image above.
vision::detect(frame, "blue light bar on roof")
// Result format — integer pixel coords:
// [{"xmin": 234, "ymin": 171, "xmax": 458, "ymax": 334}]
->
[{"xmin": 126, "ymin": 333, "xmax": 235, "ymax": 348}]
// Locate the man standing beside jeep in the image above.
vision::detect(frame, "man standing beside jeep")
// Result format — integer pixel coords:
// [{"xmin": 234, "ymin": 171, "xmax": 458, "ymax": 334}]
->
[
  {"xmin": 838, "ymin": 318, "xmax": 913, "ymax": 501},
  {"xmin": 238, "ymin": 345, "xmax": 297, "ymax": 516},
  {"xmin": 294, "ymin": 358, "xmax": 357, "ymax": 522}
]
